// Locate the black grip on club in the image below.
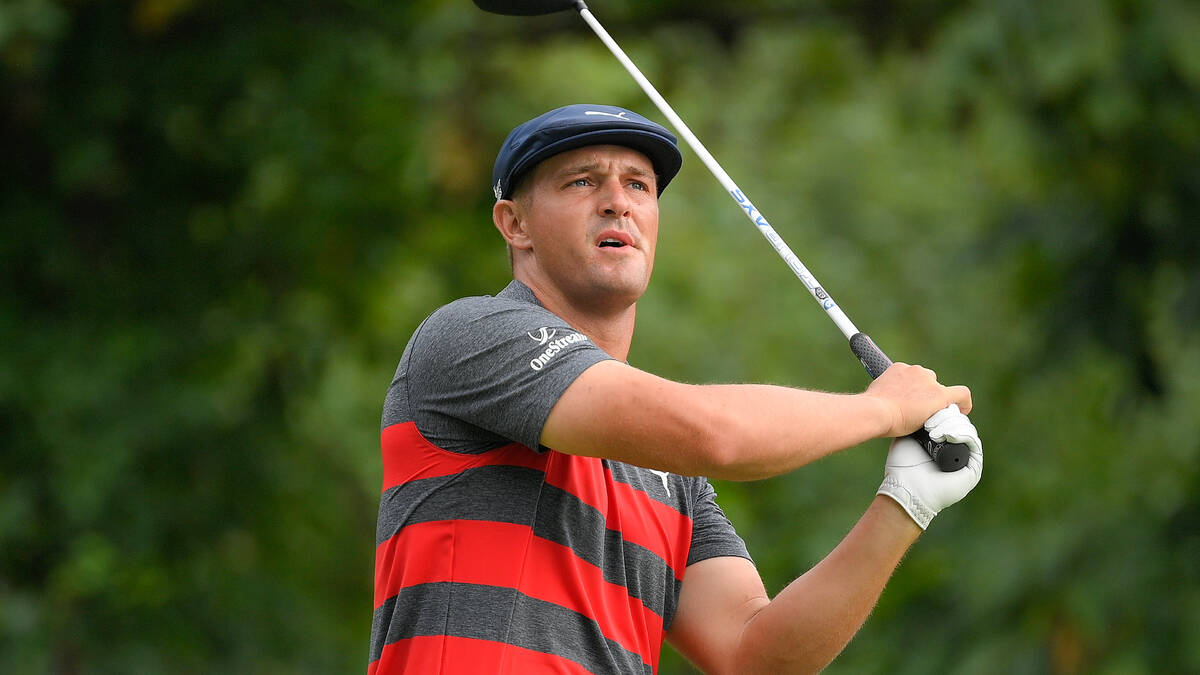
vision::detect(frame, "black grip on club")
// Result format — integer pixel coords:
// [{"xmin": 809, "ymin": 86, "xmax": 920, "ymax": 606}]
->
[
  {"xmin": 849, "ymin": 332, "xmax": 892, "ymax": 379},
  {"xmin": 849, "ymin": 332, "xmax": 970, "ymax": 472}
]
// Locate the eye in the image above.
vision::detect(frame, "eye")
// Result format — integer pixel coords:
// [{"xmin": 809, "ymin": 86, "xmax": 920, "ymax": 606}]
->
[
  {"xmin": 570, "ymin": 178, "xmax": 591, "ymax": 187},
  {"xmin": 629, "ymin": 180, "xmax": 648, "ymax": 191}
]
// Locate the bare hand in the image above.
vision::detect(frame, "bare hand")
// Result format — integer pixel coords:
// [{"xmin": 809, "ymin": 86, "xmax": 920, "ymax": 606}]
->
[{"xmin": 863, "ymin": 362, "xmax": 972, "ymax": 437}]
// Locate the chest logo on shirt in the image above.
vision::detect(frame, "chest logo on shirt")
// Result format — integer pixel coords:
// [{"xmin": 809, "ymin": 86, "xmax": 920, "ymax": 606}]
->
[
  {"xmin": 527, "ymin": 328, "xmax": 590, "ymax": 371},
  {"xmin": 649, "ymin": 469, "xmax": 672, "ymax": 497}
]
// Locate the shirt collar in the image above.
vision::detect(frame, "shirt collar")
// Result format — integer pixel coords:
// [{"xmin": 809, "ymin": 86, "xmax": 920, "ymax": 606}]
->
[{"xmin": 497, "ymin": 279, "xmax": 542, "ymax": 306}]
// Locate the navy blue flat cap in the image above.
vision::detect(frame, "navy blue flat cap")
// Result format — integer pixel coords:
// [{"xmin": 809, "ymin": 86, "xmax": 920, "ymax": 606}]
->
[{"xmin": 492, "ymin": 104, "xmax": 683, "ymax": 200}]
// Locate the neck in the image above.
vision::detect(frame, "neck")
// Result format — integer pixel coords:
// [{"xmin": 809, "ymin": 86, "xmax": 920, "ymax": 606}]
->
[{"xmin": 516, "ymin": 276, "xmax": 638, "ymax": 360}]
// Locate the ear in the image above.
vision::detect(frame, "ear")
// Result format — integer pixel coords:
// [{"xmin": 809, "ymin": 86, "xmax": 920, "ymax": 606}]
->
[{"xmin": 493, "ymin": 199, "xmax": 533, "ymax": 251}]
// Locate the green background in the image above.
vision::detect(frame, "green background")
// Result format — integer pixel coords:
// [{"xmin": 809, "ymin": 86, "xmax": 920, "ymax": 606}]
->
[{"xmin": 3, "ymin": 0, "xmax": 1198, "ymax": 672}]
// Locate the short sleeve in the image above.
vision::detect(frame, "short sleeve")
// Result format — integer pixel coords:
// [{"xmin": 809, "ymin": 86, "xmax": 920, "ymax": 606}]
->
[
  {"xmin": 399, "ymin": 287, "xmax": 615, "ymax": 452},
  {"xmin": 686, "ymin": 478, "xmax": 752, "ymax": 566}
]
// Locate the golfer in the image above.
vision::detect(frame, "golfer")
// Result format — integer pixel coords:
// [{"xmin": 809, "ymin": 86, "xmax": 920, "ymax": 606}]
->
[{"xmin": 369, "ymin": 104, "xmax": 983, "ymax": 674}]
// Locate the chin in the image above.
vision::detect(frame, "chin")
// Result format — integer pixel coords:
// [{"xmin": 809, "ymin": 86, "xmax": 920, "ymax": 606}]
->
[{"xmin": 582, "ymin": 280, "xmax": 646, "ymax": 309}]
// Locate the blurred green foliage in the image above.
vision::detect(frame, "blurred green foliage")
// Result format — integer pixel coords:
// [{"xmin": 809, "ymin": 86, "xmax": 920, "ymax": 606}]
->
[{"xmin": 2, "ymin": 0, "xmax": 1198, "ymax": 672}]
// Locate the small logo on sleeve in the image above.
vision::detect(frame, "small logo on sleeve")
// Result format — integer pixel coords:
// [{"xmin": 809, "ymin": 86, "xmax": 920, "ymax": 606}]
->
[
  {"xmin": 528, "ymin": 328, "xmax": 589, "ymax": 371},
  {"xmin": 528, "ymin": 327, "xmax": 557, "ymax": 345}
]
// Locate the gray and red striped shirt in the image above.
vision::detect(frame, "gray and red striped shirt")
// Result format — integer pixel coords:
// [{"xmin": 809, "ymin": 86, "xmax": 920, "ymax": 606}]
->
[{"xmin": 369, "ymin": 281, "xmax": 750, "ymax": 674}]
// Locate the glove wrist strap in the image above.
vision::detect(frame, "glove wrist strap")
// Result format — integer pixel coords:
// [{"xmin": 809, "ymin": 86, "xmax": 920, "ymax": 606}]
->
[{"xmin": 878, "ymin": 477, "xmax": 936, "ymax": 530}]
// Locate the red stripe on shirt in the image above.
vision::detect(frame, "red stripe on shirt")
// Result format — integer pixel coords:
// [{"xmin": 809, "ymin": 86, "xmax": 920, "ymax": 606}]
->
[
  {"xmin": 544, "ymin": 452, "xmax": 692, "ymax": 578},
  {"xmin": 374, "ymin": 519, "xmax": 663, "ymax": 664},
  {"xmin": 381, "ymin": 423, "xmax": 690, "ymax": 575},
  {"xmin": 380, "ymin": 421, "xmax": 547, "ymax": 493}
]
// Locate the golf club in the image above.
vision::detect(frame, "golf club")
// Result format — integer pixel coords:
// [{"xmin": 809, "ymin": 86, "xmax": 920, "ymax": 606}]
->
[{"xmin": 472, "ymin": 0, "xmax": 971, "ymax": 472}]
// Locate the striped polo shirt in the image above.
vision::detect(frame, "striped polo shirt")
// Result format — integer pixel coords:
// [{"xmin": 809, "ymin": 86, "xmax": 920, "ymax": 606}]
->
[{"xmin": 369, "ymin": 281, "xmax": 750, "ymax": 674}]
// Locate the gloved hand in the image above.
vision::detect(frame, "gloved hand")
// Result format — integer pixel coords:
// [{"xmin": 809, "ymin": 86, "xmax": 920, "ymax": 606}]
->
[{"xmin": 877, "ymin": 404, "xmax": 983, "ymax": 529}]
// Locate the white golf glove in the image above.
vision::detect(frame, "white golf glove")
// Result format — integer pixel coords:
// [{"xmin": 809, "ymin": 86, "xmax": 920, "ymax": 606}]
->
[{"xmin": 877, "ymin": 404, "xmax": 983, "ymax": 530}]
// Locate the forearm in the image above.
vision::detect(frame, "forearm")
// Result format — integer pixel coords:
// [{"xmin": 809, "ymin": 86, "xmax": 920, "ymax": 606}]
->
[
  {"xmin": 734, "ymin": 496, "xmax": 921, "ymax": 674},
  {"xmin": 544, "ymin": 359, "xmax": 970, "ymax": 481},
  {"xmin": 692, "ymin": 383, "xmax": 894, "ymax": 480}
]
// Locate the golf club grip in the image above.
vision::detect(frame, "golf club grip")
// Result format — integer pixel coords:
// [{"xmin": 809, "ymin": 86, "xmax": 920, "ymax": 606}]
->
[{"xmin": 849, "ymin": 333, "xmax": 970, "ymax": 472}]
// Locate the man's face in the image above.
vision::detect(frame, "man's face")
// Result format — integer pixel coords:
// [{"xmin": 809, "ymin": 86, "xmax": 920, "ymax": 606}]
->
[{"xmin": 514, "ymin": 144, "xmax": 660, "ymax": 312}]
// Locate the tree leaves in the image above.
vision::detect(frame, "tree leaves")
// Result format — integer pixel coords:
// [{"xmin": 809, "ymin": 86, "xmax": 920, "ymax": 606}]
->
[{"xmin": 2, "ymin": 0, "xmax": 1198, "ymax": 672}]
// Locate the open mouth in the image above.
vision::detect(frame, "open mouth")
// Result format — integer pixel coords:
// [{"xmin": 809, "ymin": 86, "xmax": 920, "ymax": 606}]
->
[{"xmin": 597, "ymin": 231, "xmax": 634, "ymax": 249}]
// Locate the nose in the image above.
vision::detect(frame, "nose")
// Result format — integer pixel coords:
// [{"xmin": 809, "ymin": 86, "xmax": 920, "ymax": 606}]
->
[{"xmin": 598, "ymin": 177, "xmax": 632, "ymax": 218}]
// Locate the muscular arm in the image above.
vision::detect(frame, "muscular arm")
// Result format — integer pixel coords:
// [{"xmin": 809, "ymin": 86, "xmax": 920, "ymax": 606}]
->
[
  {"xmin": 541, "ymin": 359, "xmax": 970, "ymax": 481},
  {"xmin": 667, "ymin": 496, "xmax": 922, "ymax": 674}
]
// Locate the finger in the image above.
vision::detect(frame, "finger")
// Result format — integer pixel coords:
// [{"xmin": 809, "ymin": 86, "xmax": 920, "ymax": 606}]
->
[
  {"xmin": 946, "ymin": 384, "xmax": 972, "ymax": 414},
  {"xmin": 925, "ymin": 403, "xmax": 961, "ymax": 427}
]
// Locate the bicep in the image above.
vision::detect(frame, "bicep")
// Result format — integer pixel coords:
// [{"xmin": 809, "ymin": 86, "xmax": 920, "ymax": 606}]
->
[
  {"xmin": 667, "ymin": 556, "xmax": 769, "ymax": 675},
  {"xmin": 541, "ymin": 360, "xmax": 726, "ymax": 474}
]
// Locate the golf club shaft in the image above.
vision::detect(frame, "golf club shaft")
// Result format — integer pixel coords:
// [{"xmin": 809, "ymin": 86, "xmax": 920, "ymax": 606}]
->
[
  {"xmin": 577, "ymin": 5, "xmax": 860, "ymax": 339},
  {"xmin": 576, "ymin": 2, "xmax": 970, "ymax": 472}
]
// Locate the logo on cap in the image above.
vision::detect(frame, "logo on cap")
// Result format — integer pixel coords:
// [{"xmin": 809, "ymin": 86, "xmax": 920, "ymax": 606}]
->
[
  {"xmin": 494, "ymin": 180, "xmax": 503, "ymax": 200},
  {"xmin": 585, "ymin": 110, "xmax": 630, "ymax": 120}
]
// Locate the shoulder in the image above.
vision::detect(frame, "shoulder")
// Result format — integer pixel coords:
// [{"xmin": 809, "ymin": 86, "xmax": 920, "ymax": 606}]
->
[
  {"xmin": 419, "ymin": 284, "xmax": 562, "ymax": 339},
  {"xmin": 424, "ymin": 292, "xmax": 531, "ymax": 328},
  {"xmin": 405, "ymin": 282, "xmax": 611, "ymax": 380}
]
